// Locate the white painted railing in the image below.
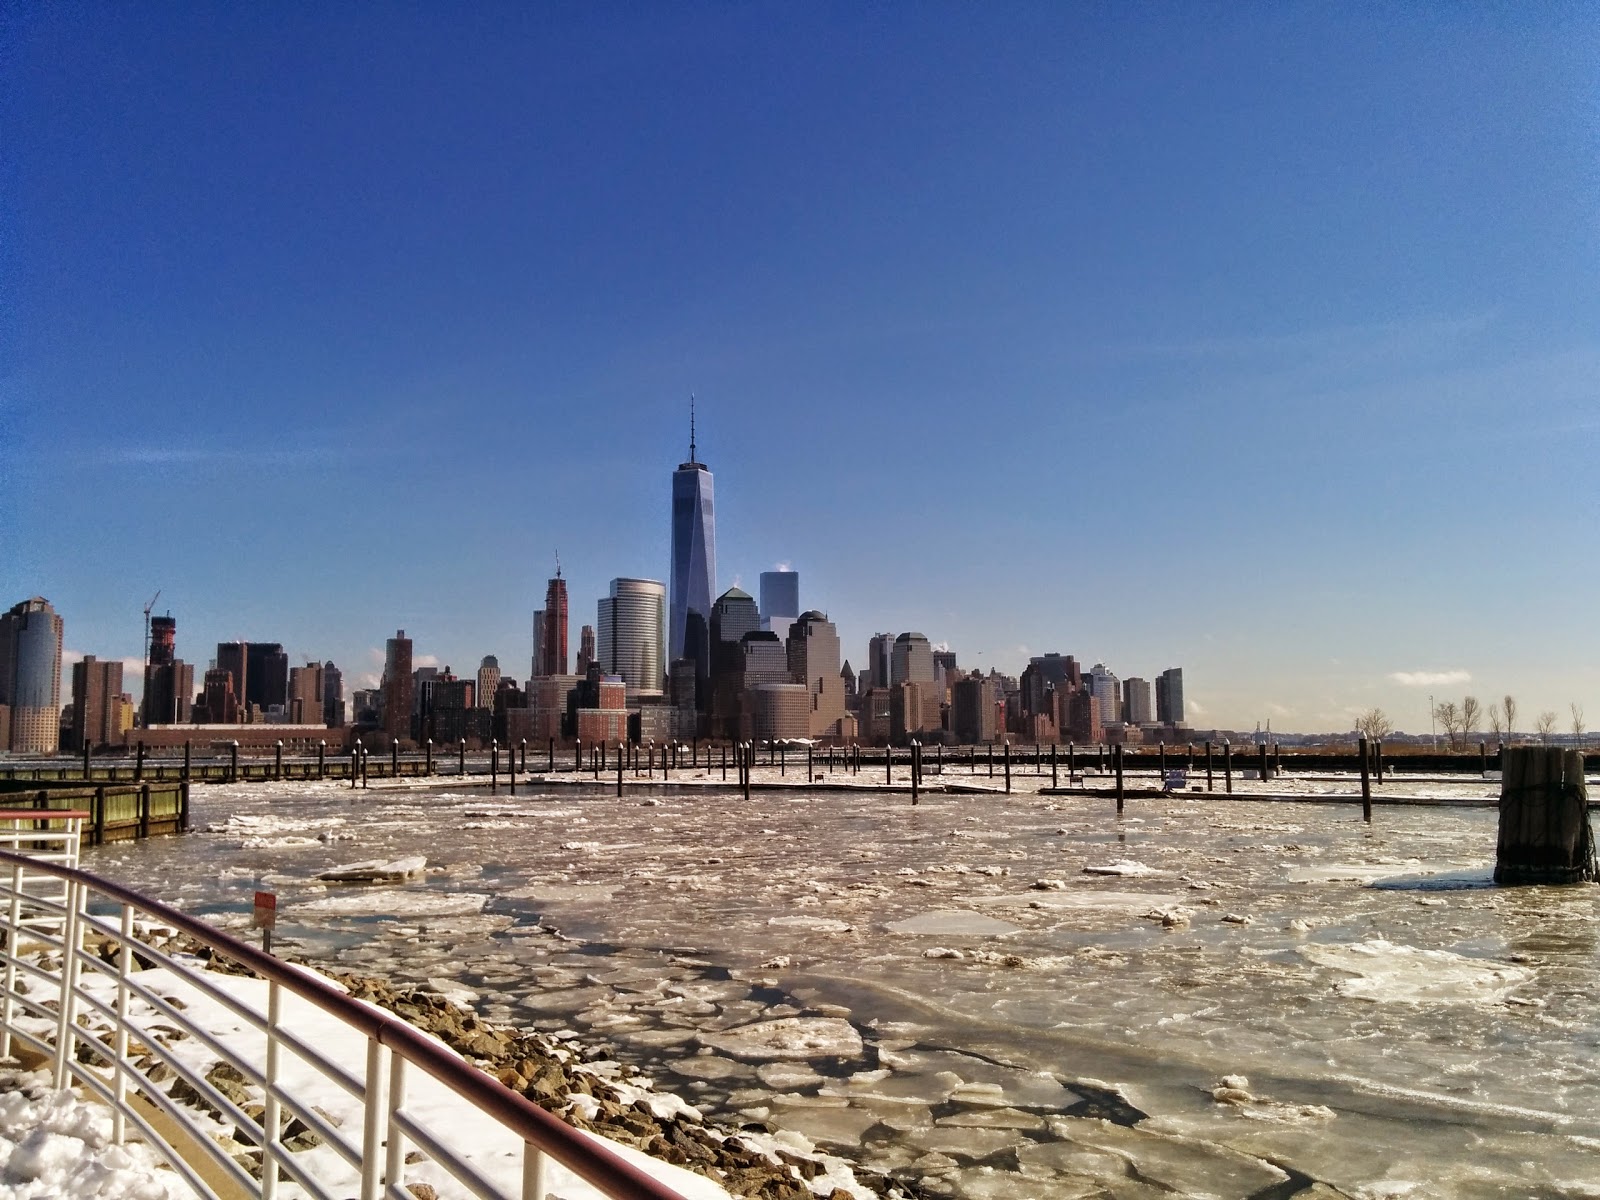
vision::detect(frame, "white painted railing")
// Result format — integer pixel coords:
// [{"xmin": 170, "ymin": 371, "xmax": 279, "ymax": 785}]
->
[{"xmin": 0, "ymin": 841, "xmax": 693, "ymax": 1200}]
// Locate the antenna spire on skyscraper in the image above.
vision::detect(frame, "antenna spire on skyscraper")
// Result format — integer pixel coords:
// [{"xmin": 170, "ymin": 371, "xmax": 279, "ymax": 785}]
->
[
  {"xmin": 554, "ymin": 549, "xmax": 561, "ymax": 579},
  {"xmin": 689, "ymin": 393, "xmax": 697, "ymax": 463}
]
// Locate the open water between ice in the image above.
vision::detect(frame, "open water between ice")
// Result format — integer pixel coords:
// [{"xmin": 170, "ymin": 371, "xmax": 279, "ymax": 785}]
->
[{"xmin": 83, "ymin": 776, "xmax": 1600, "ymax": 1199}]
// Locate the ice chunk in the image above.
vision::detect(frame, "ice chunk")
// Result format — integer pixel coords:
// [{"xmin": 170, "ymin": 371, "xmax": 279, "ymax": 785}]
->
[
  {"xmin": 698, "ymin": 1017, "xmax": 865, "ymax": 1062},
  {"xmin": 317, "ymin": 856, "xmax": 427, "ymax": 883},
  {"xmin": 1299, "ymin": 939, "xmax": 1534, "ymax": 1005}
]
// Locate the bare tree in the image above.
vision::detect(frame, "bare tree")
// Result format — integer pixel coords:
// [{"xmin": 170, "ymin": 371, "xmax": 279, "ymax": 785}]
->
[
  {"xmin": 1535, "ymin": 710, "xmax": 1558, "ymax": 743},
  {"xmin": 1355, "ymin": 708, "xmax": 1393, "ymax": 740},
  {"xmin": 1572, "ymin": 702, "xmax": 1586, "ymax": 747},
  {"xmin": 1488, "ymin": 702, "xmax": 1504, "ymax": 738},
  {"xmin": 1435, "ymin": 700, "xmax": 1463, "ymax": 749},
  {"xmin": 1461, "ymin": 695, "xmax": 1481, "ymax": 739},
  {"xmin": 1503, "ymin": 694, "xmax": 1518, "ymax": 740}
]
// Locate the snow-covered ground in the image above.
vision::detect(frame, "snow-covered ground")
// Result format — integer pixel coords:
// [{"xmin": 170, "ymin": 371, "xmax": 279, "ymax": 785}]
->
[{"xmin": 80, "ymin": 771, "xmax": 1600, "ymax": 1198}]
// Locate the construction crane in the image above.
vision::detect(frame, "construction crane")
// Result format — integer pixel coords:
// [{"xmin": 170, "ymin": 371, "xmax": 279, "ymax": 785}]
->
[{"xmin": 142, "ymin": 590, "xmax": 161, "ymax": 670}]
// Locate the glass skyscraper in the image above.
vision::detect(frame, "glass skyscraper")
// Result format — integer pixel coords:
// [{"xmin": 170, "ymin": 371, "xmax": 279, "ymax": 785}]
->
[
  {"xmin": 598, "ymin": 577, "xmax": 666, "ymax": 696},
  {"xmin": 669, "ymin": 417, "xmax": 716, "ymax": 674}
]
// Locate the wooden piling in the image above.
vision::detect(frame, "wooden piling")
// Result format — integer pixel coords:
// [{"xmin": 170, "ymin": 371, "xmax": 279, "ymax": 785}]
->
[
  {"xmin": 1114, "ymin": 743, "xmax": 1124, "ymax": 813},
  {"xmin": 1051, "ymin": 743, "xmax": 1058, "ymax": 788},
  {"xmin": 911, "ymin": 742, "xmax": 920, "ymax": 806},
  {"xmin": 1003, "ymin": 742, "xmax": 1011, "ymax": 794},
  {"xmin": 1204, "ymin": 741, "xmax": 1213, "ymax": 791},
  {"xmin": 1496, "ymin": 746, "xmax": 1596, "ymax": 884},
  {"xmin": 1223, "ymin": 741, "xmax": 1233, "ymax": 794},
  {"xmin": 1359, "ymin": 736, "xmax": 1372, "ymax": 822},
  {"xmin": 1259, "ymin": 742, "xmax": 1269, "ymax": 782}
]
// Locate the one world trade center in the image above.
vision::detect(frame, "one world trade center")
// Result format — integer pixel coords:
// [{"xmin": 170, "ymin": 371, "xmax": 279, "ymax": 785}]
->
[{"xmin": 669, "ymin": 403, "xmax": 716, "ymax": 691}]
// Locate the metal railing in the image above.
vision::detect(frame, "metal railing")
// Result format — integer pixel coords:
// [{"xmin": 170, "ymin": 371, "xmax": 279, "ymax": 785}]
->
[{"xmin": 0, "ymin": 845, "xmax": 692, "ymax": 1200}]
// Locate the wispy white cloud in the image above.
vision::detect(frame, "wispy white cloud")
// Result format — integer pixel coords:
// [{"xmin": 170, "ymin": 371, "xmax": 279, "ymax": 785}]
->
[
  {"xmin": 1388, "ymin": 669, "xmax": 1471, "ymax": 687},
  {"xmin": 73, "ymin": 444, "xmax": 341, "ymax": 468}
]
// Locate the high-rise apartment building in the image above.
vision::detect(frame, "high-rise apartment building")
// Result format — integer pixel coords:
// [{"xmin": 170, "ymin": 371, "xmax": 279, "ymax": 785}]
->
[
  {"xmin": 785, "ymin": 611, "xmax": 845, "ymax": 737},
  {"xmin": 1089, "ymin": 663, "xmax": 1121, "ymax": 724},
  {"xmin": 142, "ymin": 612, "xmax": 192, "ymax": 726},
  {"xmin": 287, "ymin": 662, "xmax": 324, "ymax": 725},
  {"xmin": 477, "ymin": 656, "xmax": 501, "ymax": 709},
  {"xmin": 71, "ymin": 655, "xmax": 123, "ymax": 751},
  {"xmin": 866, "ymin": 634, "xmax": 894, "ymax": 690},
  {"xmin": 891, "ymin": 633, "xmax": 935, "ymax": 687},
  {"xmin": 597, "ymin": 578, "xmax": 666, "ymax": 696},
  {"xmin": 1123, "ymin": 677, "xmax": 1154, "ymax": 725},
  {"xmin": 576, "ymin": 625, "xmax": 595, "ymax": 676},
  {"xmin": 759, "ymin": 569, "xmax": 799, "ymax": 635},
  {"xmin": 322, "ymin": 661, "xmax": 344, "ymax": 727},
  {"xmin": 669, "ymin": 414, "xmax": 716, "ymax": 676},
  {"xmin": 382, "ymin": 630, "xmax": 414, "ymax": 742},
  {"xmin": 1156, "ymin": 668, "xmax": 1185, "ymax": 725},
  {"xmin": 538, "ymin": 569, "xmax": 568, "ymax": 676},
  {"xmin": 0, "ymin": 597, "xmax": 63, "ymax": 753}
]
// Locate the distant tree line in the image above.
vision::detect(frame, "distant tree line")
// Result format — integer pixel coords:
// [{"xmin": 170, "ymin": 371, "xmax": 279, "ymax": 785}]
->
[{"xmin": 1354, "ymin": 695, "xmax": 1588, "ymax": 749}]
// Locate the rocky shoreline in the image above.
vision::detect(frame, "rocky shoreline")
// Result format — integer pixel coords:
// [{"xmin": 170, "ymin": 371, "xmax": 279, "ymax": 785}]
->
[{"xmin": 179, "ymin": 936, "xmax": 924, "ymax": 1200}]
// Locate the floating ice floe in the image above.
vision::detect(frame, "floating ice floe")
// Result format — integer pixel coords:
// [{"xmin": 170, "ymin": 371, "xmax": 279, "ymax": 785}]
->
[
  {"xmin": 1299, "ymin": 939, "xmax": 1534, "ymax": 1005},
  {"xmin": 317, "ymin": 856, "xmax": 428, "ymax": 883},
  {"xmin": 884, "ymin": 911, "xmax": 1022, "ymax": 937},
  {"xmin": 767, "ymin": 916, "xmax": 854, "ymax": 933},
  {"xmin": 1082, "ymin": 860, "xmax": 1161, "ymax": 877},
  {"xmin": 698, "ymin": 1017, "xmax": 865, "ymax": 1062},
  {"xmin": 294, "ymin": 890, "xmax": 491, "ymax": 918}
]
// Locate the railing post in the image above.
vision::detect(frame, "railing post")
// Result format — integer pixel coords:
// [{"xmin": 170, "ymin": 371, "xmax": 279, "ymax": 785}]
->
[
  {"xmin": 113, "ymin": 905, "xmax": 133, "ymax": 1145},
  {"xmin": 522, "ymin": 1142, "xmax": 549, "ymax": 1200},
  {"xmin": 263, "ymin": 980, "xmax": 282, "ymax": 1200},
  {"xmin": 384, "ymin": 1054, "xmax": 409, "ymax": 1198},
  {"xmin": 53, "ymin": 877, "xmax": 84, "ymax": 1086},
  {"xmin": 361, "ymin": 1039, "xmax": 389, "ymax": 1200},
  {"xmin": 2, "ymin": 858, "xmax": 20, "ymax": 1060}
]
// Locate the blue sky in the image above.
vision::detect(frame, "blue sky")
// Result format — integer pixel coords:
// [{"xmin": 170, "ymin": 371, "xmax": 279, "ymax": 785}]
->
[{"xmin": 3, "ymin": 4, "xmax": 1596, "ymax": 732}]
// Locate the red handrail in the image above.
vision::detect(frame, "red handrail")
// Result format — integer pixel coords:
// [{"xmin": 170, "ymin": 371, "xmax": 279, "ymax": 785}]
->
[{"xmin": 0, "ymin": 848, "xmax": 691, "ymax": 1200}]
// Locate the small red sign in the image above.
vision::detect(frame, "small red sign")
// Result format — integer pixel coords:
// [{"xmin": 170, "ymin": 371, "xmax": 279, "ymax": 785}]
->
[{"xmin": 252, "ymin": 890, "xmax": 277, "ymax": 929}]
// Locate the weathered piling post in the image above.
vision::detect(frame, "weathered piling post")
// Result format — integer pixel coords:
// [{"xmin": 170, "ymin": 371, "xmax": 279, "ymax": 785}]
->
[
  {"xmin": 139, "ymin": 783, "xmax": 151, "ymax": 839},
  {"xmin": 1495, "ymin": 746, "xmax": 1596, "ymax": 883},
  {"xmin": 721, "ymin": 743, "xmax": 727, "ymax": 781},
  {"xmin": 273, "ymin": 740, "xmax": 282, "ymax": 782},
  {"xmin": 780, "ymin": 745, "xmax": 786, "ymax": 777},
  {"xmin": 911, "ymin": 741, "xmax": 920, "ymax": 806},
  {"xmin": 1003, "ymin": 741, "xmax": 1012, "ymax": 794},
  {"xmin": 230, "ymin": 741, "xmax": 240, "ymax": 783},
  {"xmin": 887, "ymin": 745, "xmax": 893, "ymax": 785},
  {"xmin": 574, "ymin": 739, "xmax": 582, "ymax": 772},
  {"xmin": 548, "ymin": 738, "xmax": 555, "ymax": 773},
  {"xmin": 459, "ymin": 739, "xmax": 466, "ymax": 778},
  {"xmin": 183, "ymin": 739, "xmax": 191, "ymax": 782},
  {"xmin": 1098, "ymin": 744, "xmax": 1105, "ymax": 772},
  {"xmin": 352, "ymin": 746, "xmax": 359, "ymax": 789},
  {"xmin": 520, "ymin": 739, "xmax": 527, "ymax": 773},
  {"xmin": 1051, "ymin": 743, "xmax": 1058, "ymax": 788},
  {"xmin": 423, "ymin": 738, "xmax": 431, "ymax": 776},
  {"xmin": 1480, "ymin": 741, "xmax": 1489, "ymax": 777},
  {"xmin": 1374, "ymin": 738, "xmax": 1383, "ymax": 785},
  {"xmin": 1187, "ymin": 742, "xmax": 1195, "ymax": 772},
  {"xmin": 661, "ymin": 743, "xmax": 668, "ymax": 780},
  {"xmin": 1259, "ymin": 743, "xmax": 1269, "ymax": 782},
  {"xmin": 509, "ymin": 742, "xmax": 517, "ymax": 795},
  {"xmin": 1273, "ymin": 742, "xmax": 1281, "ymax": 777},
  {"xmin": 1359, "ymin": 736, "xmax": 1372, "ymax": 823},
  {"xmin": 807, "ymin": 744, "xmax": 813, "ymax": 779},
  {"xmin": 390, "ymin": 738, "xmax": 398, "ymax": 776},
  {"xmin": 743, "ymin": 743, "xmax": 752, "ymax": 803},
  {"xmin": 490, "ymin": 741, "xmax": 498, "ymax": 794},
  {"xmin": 82, "ymin": 740, "xmax": 91, "ymax": 781},
  {"xmin": 361, "ymin": 747, "xmax": 369, "ymax": 789},
  {"xmin": 136, "ymin": 741, "xmax": 146, "ymax": 782},
  {"xmin": 1159, "ymin": 742, "xmax": 1166, "ymax": 781},
  {"xmin": 1204, "ymin": 741, "xmax": 1213, "ymax": 791},
  {"xmin": 1068, "ymin": 741, "xmax": 1075, "ymax": 780},
  {"xmin": 988, "ymin": 746, "xmax": 994, "ymax": 778},
  {"xmin": 93, "ymin": 784, "xmax": 106, "ymax": 845},
  {"xmin": 1114, "ymin": 743, "xmax": 1125, "ymax": 814},
  {"xmin": 616, "ymin": 747, "xmax": 623, "ymax": 798},
  {"xmin": 1223, "ymin": 740, "xmax": 1233, "ymax": 794}
]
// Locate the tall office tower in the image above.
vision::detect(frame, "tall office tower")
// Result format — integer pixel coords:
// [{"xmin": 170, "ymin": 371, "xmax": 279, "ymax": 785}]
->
[
  {"xmin": 669, "ymin": 409, "xmax": 716, "ymax": 673},
  {"xmin": 785, "ymin": 611, "xmax": 846, "ymax": 736},
  {"xmin": 576, "ymin": 625, "xmax": 595, "ymax": 676},
  {"xmin": 1123, "ymin": 677, "xmax": 1154, "ymax": 725},
  {"xmin": 201, "ymin": 668, "xmax": 239, "ymax": 724},
  {"xmin": 287, "ymin": 662, "xmax": 324, "ymax": 724},
  {"xmin": 759, "ymin": 570, "xmax": 799, "ymax": 634},
  {"xmin": 530, "ymin": 611, "xmax": 545, "ymax": 680},
  {"xmin": 322, "ymin": 661, "xmax": 344, "ymax": 727},
  {"xmin": 142, "ymin": 613, "xmax": 192, "ymax": 726},
  {"xmin": 149, "ymin": 616, "xmax": 176, "ymax": 666},
  {"xmin": 840, "ymin": 660, "xmax": 857, "ymax": 704},
  {"xmin": 213, "ymin": 641, "xmax": 289, "ymax": 714},
  {"xmin": 382, "ymin": 630, "xmax": 414, "ymax": 742},
  {"xmin": 867, "ymin": 634, "xmax": 894, "ymax": 690},
  {"xmin": 71, "ymin": 656, "xmax": 123, "ymax": 751},
  {"xmin": 932, "ymin": 649, "xmax": 958, "ymax": 684},
  {"xmin": 891, "ymin": 632, "xmax": 935, "ymax": 686},
  {"xmin": 597, "ymin": 578, "xmax": 666, "ymax": 696},
  {"xmin": 0, "ymin": 598, "xmax": 63, "ymax": 753},
  {"xmin": 477, "ymin": 656, "xmax": 501, "ymax": 709},
  {"xmin": 1155, "ymin": 668, "xmax": 1185, "ymax": 725},
  {"xmin": 952, "ymin": 673, "xmax": 1000, "ymax": 743},
  {"xmin": 214, "ymin": 642, "xmax": 247, "ymax": 707},
  {"xmin": 1020, "ymin": 653, "xmax": 1079, "ymax": 720},
  {"xmin": 539, "ymin": 569, "xmax": 569, "ymax": 676},
  {"xmin": 1089, "ymin": 663, "xmax": 1121, "ymax": 724}
]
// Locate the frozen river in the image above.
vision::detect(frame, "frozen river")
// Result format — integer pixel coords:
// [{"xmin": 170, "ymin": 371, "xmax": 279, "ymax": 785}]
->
[{"xmin": 82, "ymin": 770, "xmax": 1600, "ymax": 1199}]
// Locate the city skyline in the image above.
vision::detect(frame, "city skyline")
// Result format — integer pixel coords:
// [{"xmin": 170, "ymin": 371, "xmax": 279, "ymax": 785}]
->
[{"xmin": 4, "ymin": 7, "xmax": 1596, "ymax": 732}]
